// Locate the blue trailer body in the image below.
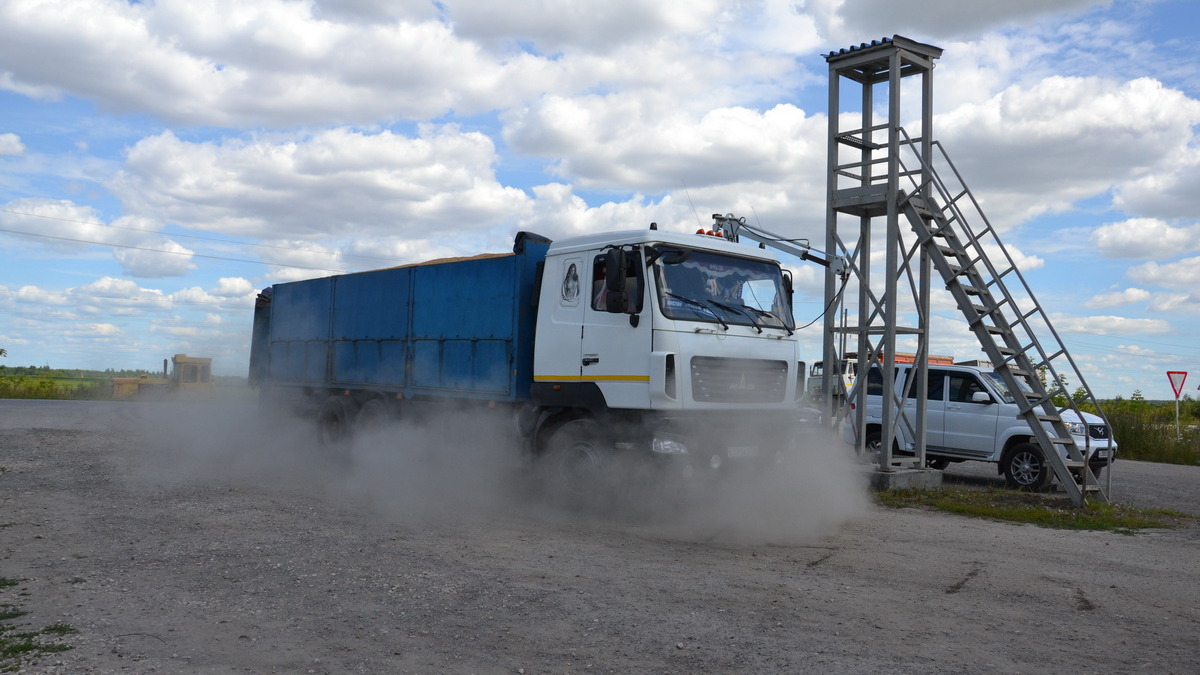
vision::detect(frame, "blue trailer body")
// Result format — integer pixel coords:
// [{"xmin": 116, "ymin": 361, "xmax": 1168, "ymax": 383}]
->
[{"xmin": 252, "ymin": 235, "xmax": 550, "ymax": 402}]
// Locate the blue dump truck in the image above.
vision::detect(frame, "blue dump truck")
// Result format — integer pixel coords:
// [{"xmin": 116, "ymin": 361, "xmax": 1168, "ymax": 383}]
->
[{"xmin": 250, "ymin": 221, "xmax": 809, "ymax": 485}]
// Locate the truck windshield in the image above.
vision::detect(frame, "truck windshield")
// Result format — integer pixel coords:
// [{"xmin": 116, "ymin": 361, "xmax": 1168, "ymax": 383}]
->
[{"xmin": 654, "ymin": 248, "xmax": 793, "ymax": 331}]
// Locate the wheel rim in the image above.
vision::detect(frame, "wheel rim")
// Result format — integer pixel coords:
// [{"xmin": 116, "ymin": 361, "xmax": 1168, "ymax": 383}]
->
[
  {"xmin": 1010, "ymin": 450, "xmax": 1041, "ymax": 486},
  {"xmin": 862, "ymin": 435, "xmax": 882, "ymax": 460},
  {"xmin": 559, "ymin": 440, "xmax": 601, "ymax": 483}
]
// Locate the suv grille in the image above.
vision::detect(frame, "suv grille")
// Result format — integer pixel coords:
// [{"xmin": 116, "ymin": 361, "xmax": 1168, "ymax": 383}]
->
[
  {"xmin": 690, "ymin": 357, "xmax": 788, "ymax": 403},
  {"xmin": 1088, "ymin": 424, "xmax": 1110, "ymax": 440}
]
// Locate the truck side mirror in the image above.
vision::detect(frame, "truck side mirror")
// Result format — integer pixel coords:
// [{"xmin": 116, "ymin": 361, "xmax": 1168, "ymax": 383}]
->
[
  {"xmin": 605, "ymin": 248, "xmax": 628, "ymax": 293},
  {"xmin": 971, "ymin": 391, "xmax": 993, "ymax": 404},
  {"xmin": 605, "ymin": 291, "xmax": 630, "ymax": 313}
]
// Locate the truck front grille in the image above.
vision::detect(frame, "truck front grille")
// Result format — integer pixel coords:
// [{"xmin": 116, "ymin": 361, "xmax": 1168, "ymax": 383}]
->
[
  {"xmin": 690, "ymin": 357, "xmax": 788, "ymax": 403},
  {"xmin": 1088, "ymin": 424, "xmax": 1110, "ymax": 440}
]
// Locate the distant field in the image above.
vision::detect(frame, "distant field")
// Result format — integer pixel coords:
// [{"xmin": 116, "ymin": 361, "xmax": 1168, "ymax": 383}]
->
[
  {"xmin": 0, "ymin": 375, "xmax": 111, "ymax": 400},
  {"xmin": 0, "ymin": 372, "xmax": 250, "ymax": 401}
]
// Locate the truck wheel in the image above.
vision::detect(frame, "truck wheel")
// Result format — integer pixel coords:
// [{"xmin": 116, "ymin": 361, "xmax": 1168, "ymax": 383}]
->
[
  {"xmin": 541, "ymin": 419, "xmax": 612, "ymax": 507},
  {"xmin": 356, "ymin": 397, "xmax": 393, "ymax": 432},
  {"xmin": 1003, "ymin": 443, "xmax": 1052, "ymax": 491},
  {"xmin": 318, "ymin": 396, "xmax": 358, "ymax": 447}
]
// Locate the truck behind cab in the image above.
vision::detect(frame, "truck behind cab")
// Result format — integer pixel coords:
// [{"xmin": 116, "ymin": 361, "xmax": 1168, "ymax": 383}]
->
[{"xmin": 250, "ymin": 225, "xmax": 808, "ymax": 487}]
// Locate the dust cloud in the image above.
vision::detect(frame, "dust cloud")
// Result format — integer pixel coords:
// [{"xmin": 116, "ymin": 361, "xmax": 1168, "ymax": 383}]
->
[{"xmin": 120, "ymin": 395, "xmax": 870, "ymax": 545}]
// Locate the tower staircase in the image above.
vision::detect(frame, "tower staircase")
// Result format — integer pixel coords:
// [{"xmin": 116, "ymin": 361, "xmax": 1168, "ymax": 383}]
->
[{"xmin": 891, "ymin": 128, "xmax": 1112, "ymax": 504}]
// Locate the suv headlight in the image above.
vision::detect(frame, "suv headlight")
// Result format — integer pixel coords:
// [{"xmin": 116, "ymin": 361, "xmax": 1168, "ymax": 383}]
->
[{"xmin": 1066, "ymin": 422, "xmax": 1087, "ymax": 436}]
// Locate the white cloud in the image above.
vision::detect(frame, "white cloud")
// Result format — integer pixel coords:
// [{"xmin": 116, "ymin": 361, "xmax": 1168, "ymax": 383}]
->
[
  {"xmin": 171, "ymin": 286, "xmax": 245, "ymax": 309},
  {"xmin": 0, "ymin": 198, "xmax": 110, "ymax": 253},
  {"xmin": 0, "ymin": 132, "xmax": 24, "ymax": 155},
  {"xmin": 1091, "ymin": 218, "xmax": 1200, "ymax": 260},
  {"xmin": 0, "ymin": 0, "xmax": 524, "ymax": 125},
  {"xmin": 1147, "ymin": 293, "xmax": 1200, "ymax": 314},
  {"xmin": 506, "ymin": 99, "xmax": 826, "ymax": 194},
  {"xmin": 1128, "ymin": 257, "xmax": 1200, "ymax": 290},
  {"xmin": 109, "ymin": 127, "xmax": 531, "ymax": 240},
  {"xmin": 71, "ymin": 277, "xmax": 172, "ymax": 315},
  {"xmin": 210, "ymin": 277, "xmax": 255, "ymax": 297},
  {"xmin": 113, "ymin": 239, "xmax": 196, "ymax": 278},
  {"xmin": 937, "ymin": 76, "xmax": 1200, "ymax": 228},
  {"xmin": 0, "ymin": 200, "xmax": 203, "ymax": 278},
  {"xmin": 15, "ymin": 285, "xmax": 69, "ymax": 306},
  {"xmin": 1050, "ymin": 313, "xmax": 1171, "ymax": 336},
  {"xmin": 444, "ymin": 0, "xmax": 721, "ymax": 53},
  {"xmin": 1114, "ymin": 150, "xmax": 1200, "ymax": 220},
  {"xmin": 1084, "ymin": 287, "xmax": 1150, "ymax": 309},
  {"xmin": 817, "ymin": 0, "xmax": 1107, "ymax": 43}
]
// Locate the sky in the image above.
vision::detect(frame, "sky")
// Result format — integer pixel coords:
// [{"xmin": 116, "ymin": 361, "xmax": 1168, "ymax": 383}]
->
[{"xmin": 1, "ymin": 0, "xmax": 1199, "ymax": 399}]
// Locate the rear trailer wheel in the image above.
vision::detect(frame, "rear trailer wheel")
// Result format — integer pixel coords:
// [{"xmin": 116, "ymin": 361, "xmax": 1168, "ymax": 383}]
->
[
  {"xmin": 356, "ymin": 397, "xmax": 393, "ymax": 432},
  {"xmin": 317, "ymin": 396, "xmax": 359, "ymax": 447},
  {"xmin": 1003, "ymin": 442, "xmax": 1052, "ymax": 491}
]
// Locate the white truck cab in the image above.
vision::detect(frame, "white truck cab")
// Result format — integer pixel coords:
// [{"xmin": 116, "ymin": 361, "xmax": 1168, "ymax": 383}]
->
[
  {"xmin": 531, "ymin": 228, "xmax": 806, "ymax": 473},
  {"xmin": 843, "ymin": 362, "xmax": 1117, "ymax": 489}
]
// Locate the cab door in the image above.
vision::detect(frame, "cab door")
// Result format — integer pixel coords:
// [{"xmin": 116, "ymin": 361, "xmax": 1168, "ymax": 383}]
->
[
  {"xmin": 580, "ymin": 250, "xmax": 653, "ymax": 409},
  {"xmin": 533, "ymin": 255, "xmax": 585, "ymax": 382}
]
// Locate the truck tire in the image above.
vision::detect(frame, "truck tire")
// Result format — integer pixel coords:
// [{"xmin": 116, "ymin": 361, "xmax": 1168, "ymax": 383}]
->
[
  {"xmin": 541, "ymin": 418, "xmax": 612, "ymax": 508},
  {"xmin": 318, "ymin": 396, "xmax": 358, "ymax": 448},
  {"xmin": 1003, "ymin": 442, "xmax": 1052, "ymax": 491},
  {"xmin": 356, "ymin": 397, "xmax": 393, "ymax": 432}
]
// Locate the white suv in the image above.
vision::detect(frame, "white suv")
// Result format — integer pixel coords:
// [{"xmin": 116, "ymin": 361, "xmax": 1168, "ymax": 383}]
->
[{"xmin": 842, "ymin": 362, "xmax": 1117, "ymax": 489}]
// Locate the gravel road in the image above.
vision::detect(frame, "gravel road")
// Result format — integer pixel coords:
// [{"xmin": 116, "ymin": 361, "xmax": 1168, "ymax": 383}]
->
[{"xmin": 2, "ymin": 398, "xmax": 1198, "ymax": 674}]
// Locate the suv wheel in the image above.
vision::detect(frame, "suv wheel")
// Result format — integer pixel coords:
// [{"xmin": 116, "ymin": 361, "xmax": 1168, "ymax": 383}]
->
[{"xmin": 1003, "ymin": 442, "xmax": 1052, "ymax": 491}]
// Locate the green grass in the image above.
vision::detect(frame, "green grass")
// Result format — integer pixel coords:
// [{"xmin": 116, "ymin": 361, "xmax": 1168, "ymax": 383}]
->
[
  {"xmin": 0, "ymin": 578, "xmax": 76, "ymax": 672},
  {"xmin": 875, "ymin": 487, "xmax": 1194, "ymax": 533}
]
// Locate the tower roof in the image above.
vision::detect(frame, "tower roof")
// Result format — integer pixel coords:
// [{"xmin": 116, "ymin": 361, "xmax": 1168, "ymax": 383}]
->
[{"xmin": 825, "ymin": 35, "xmax": 943, "ymax": 83}]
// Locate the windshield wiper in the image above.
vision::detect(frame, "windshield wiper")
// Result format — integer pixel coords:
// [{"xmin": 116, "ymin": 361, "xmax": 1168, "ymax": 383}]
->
[
  {"xmin": 664, "ymin": 292, "xmax": 728, "ymax": 330},
  {"xmin": 709, "ymin": 300, "xmax": 763, "ymax": 334},
  {"xmin": 740, "ymin": 303, "xmax": 793, "ymax": 335}
]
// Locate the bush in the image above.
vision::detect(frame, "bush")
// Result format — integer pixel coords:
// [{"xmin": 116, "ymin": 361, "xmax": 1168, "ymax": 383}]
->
[{"xmin": 1101, "ymin": 397, "xmax": 1200, "ymax": 466}]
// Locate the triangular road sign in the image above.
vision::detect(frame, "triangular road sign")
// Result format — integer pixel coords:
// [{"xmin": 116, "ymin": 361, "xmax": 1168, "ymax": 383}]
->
[{"xmin": 1167, "ymin": 371, "xmax": 1188, "ymax": 399}]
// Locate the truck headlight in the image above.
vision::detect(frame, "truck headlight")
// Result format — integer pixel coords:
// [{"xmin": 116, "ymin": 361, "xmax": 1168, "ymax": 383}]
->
[
  {"xmin": 1066, "ymin": 422, "xmax": 1086, "ymax": 436},
  {"xmin": 652, "ymin": 437, "xmax": 689, "ymax": 455}
]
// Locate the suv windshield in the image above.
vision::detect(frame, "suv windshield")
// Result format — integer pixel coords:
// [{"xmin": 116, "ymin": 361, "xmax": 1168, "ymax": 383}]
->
[
  {"xmin": 983, "ymin": 371, "xmax": 1034, "ymax": 404},
  {"xmin": 655, "ymin": 248, "xmax": 793, "ymax": 331}
]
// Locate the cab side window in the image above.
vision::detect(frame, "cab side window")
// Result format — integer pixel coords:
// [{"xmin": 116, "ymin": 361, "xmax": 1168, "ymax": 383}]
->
[{"xmin": 591, "ymin": 252, "xmax": 642, "ymax": 312}]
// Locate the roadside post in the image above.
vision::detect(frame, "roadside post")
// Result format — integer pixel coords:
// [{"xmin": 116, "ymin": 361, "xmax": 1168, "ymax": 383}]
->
[{"xmin": 1167, "ymin": 371, "xmax": 1187, "ymax": 439}]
